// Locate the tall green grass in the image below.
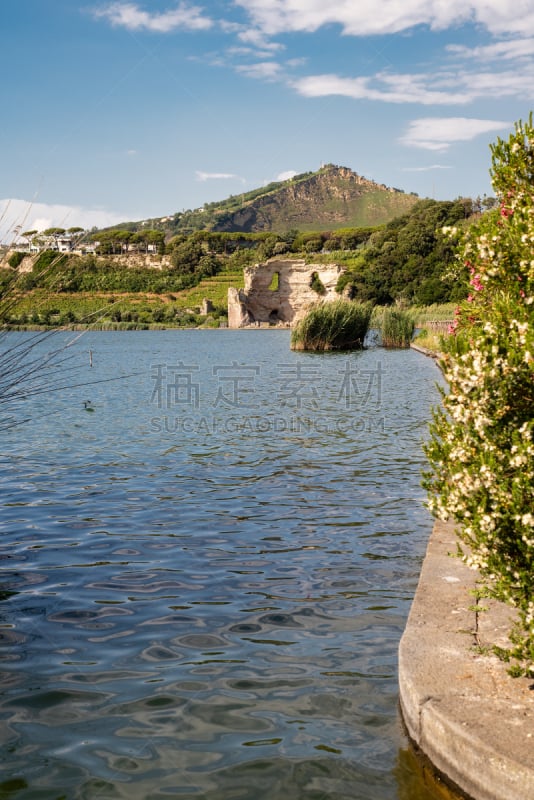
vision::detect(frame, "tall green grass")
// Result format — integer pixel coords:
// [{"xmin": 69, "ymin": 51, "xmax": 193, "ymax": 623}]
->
[
  {"xmin": 380, "ymin": 308, "xmax": 415, "ymax": 348},
  {"xmin": 290, "ymin": 300, "xmax": 372, "ymax": 351},
  {"xmin": 411, "ymin": 302, "xmax": 456, "ymax": 325}
]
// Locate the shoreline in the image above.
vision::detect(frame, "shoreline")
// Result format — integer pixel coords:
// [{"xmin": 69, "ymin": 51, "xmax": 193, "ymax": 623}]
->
[{"xmin": 398, "ymin": 518, "xmax": 534, "ymax": 800}]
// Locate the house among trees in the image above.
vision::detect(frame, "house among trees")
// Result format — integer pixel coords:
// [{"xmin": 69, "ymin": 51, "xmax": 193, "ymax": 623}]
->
[
  {"xmin": 12, "ymin": 225, "xmax": 166, "ymax": 257},
  {"xmin": 16, "ymin": 228, "xmax": 98, "ymax": 255}
]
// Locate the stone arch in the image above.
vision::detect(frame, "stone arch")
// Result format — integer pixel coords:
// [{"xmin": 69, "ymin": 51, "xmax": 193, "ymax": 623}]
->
[{"xmin": 227, "ymin": 258, "xmax": 344, "ymax": 328}]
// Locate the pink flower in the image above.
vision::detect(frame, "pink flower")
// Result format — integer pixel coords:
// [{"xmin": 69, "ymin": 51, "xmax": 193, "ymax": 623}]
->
[{"xmin": 470, "ymin": 273, "xmax": 483, "ymax": 292}]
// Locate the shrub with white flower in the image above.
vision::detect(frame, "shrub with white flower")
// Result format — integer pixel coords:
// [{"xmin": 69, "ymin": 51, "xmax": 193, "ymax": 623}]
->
[{"xmin": 423, "ymin": 116, "xmax": 534, "ymax": 676}]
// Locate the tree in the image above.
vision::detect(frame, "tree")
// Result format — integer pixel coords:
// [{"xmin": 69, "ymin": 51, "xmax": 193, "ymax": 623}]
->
[
  {"xmin": 338, "ymin": 200, "xmax": 470, "ymax": 304},
  {"xmin": 95, "ymin": 230, "xmax": 122, "ymax": 254},
  {"xmin": 21, "ymin": 229, "xmax": 38, "ymax": 249},
  {"xmin": 131, "ymin": 229, "xmax": 164, "ymax": 254},
  {"xmin": 423, "ymin": 116, "xmax": 534, "ymax": 675},
  {"xmin": 303, "ymin": 237, "xmax": 323, "ymax": 253},
  {"xmin": 169, "ymin": 239, "xmax": 204, "ymax": 273},
  {"xmin": 116, "ymin": 231, "xmax": 133, "ymax": 252},
  {"xmin": 256, "ymin": 233, "xmax": 280, "ymax": 260}
]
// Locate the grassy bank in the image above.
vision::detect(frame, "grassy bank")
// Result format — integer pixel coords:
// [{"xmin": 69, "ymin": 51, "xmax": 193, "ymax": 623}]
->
[
  {"xmin": 410, "ymin": 303, "xmax": 454, "ymax": 353},
  {"xmin": 2, "ymin": 269, "xmax": 244, "ymax": 329}
]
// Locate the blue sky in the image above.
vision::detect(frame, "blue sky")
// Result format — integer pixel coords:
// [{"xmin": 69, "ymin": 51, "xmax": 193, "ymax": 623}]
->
[{"xmin": 1, "ymin": 0, "xmax": 533, "ymax": 240}]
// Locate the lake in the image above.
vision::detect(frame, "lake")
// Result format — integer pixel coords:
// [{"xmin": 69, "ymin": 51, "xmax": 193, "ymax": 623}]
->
[{"xmin": 0, "ymin": 329, "xmax": 457, "ymax": 799}]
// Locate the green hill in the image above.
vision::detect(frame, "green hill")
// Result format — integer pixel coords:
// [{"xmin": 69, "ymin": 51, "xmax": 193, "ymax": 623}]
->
[
  {"xmin": 210, "ymin": 164, "xmax": 420, "ymax": 233},
  {"xmin": 108, "ymin": 164, "xmax": 420, "ymax": 237}
]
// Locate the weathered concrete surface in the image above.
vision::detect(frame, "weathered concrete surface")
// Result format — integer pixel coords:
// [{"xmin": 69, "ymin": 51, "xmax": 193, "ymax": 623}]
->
[
  {"xmin": 227, "ymin": 258, "xmax": 344, "ymax": 328},
  {"xmin": 399, "ymin": 519, "xmax": 534, "ymax": 800},
  {"xmin": 410, "ymin": 342, "xmax": 440, "ymax": 359}
]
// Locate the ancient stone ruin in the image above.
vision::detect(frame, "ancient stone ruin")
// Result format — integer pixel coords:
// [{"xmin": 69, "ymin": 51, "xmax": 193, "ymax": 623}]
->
[{"xmin": 227, "ymin": 258, "xmax": 344, "ymax": 328}]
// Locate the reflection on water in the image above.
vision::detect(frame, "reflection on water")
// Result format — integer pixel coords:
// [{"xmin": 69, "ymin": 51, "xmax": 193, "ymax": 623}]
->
[
  {"xmin": 396, "ymin": 746, "xmax": 463, "ymax": 800},
  {"xmin": 0, "ymin": 330, "xmax": 462, "ymax": 799}
]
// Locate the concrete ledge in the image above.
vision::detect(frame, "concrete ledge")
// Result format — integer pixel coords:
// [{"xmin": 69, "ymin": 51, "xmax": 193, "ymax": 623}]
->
[
  {"xmin": 410, "ymin": 342, "xmax": 439, "ymax": 358},
  {"xmin": 399, "ymin": 519, "xmax": 534, "ymax": 800}
]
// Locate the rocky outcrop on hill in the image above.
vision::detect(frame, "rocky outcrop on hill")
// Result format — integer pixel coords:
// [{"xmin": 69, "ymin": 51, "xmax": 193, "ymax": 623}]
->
[{"xmin": 214, "ymin": 164, "xmax": 418, "ymax": 233}]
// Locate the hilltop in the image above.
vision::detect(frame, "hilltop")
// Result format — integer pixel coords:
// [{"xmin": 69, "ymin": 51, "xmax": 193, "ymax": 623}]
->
[
  {"xmin": 208, "ymin": 164, "xmax": 420, "ymax": 233},
  {"xmin": 108, "ymin": 164, "xmax": 421, "ymax": 237}
]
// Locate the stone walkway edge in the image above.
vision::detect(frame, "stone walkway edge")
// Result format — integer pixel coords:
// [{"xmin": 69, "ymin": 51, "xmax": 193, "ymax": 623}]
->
[{"xmin": 398, "ymin": 518, "xmax": 534, "ymax": 800}]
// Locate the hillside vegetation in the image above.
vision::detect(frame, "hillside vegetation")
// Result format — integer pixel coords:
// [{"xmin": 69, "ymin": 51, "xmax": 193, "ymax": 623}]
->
[
  {"xmin": 208, "ymin": 164, "xmax": 419, "ymax": 233},
  {"xmin": 333, "ymin": 198, "xmax": 473, "ymax": 305},
  {"xmin": 2, "ymin": 197, "xmax": 480, "ymax": 328},
  {"xmin": 101, "ymin": 164, "xmax": 420, "ymax": 237}
]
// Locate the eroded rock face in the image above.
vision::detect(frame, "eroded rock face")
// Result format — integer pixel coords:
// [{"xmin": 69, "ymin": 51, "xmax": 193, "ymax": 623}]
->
[
  {"xmin": 227, "ymin": 258, "xmax": 344, "ymax": 328},
  {"xmin": 227, "ymin": 287, "xmax": 252, "ymax": 328}
]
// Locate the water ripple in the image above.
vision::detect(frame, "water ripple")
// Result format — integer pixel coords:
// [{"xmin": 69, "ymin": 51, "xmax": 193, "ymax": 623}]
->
[{"xmin": 0, "ymin": 331, "xmax": 453, "ymax": 799}]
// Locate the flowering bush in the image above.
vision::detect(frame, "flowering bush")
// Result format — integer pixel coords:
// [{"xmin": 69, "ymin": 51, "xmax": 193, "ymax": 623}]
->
[{"xmin": 423, "ymin": 116, "xmax": 534, "ymax": 676}]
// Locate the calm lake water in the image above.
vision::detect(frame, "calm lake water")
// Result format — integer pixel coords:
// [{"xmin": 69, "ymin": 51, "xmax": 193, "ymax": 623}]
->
[{"xmin": 0, "ymin": 330, "xmax": 457, "ymax": 800}]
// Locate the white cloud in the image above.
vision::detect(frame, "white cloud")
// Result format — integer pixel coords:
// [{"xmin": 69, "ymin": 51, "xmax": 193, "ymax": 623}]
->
[
  {"xmin": 91, "ymin": 1, "xmax": 534, "ymax": 109},
  {"xmin": 447, "ymin": 37, "xmax": 534, "ymax": 61},
  {"xmin": 292, "ymin": 73, "xmax": 472, "ymax": 104},
  {"xmin": 236, "ymin": 61, "xmax": 283, "ymax": 80},
  {"xmin": 276, "ymin": 170, "xmax": 298, "ymax": 181},
  {"xmin": 92, "ymin": 2, "xmax": 212, "ymax": 33},
  {"xmin": 291, "ymin": 56, "xmax": 534, "ymax": 105},
  {"xmin": 0, "ymin": 199, "xmax": 129, "ymax": 244},
  {"xmin": 400, "ymin": 117, "xmax": 511, "ymax": 150},
  {"xmin": 234, "ymin": 0, "xmax": 534, "ymax": 37},
  {"xmin": 92, "ymin": 0, "xmax": 534, "ymax": 39},
  {"xmin": 227, "ymin": 45, "xmax": 279, "ymax": 60},
  {"xmin": 195, "ymin": 171, "xmax": 245, "ymax": 182},
  {"xmin": 464, "ymin": 66, "xmax": 534, "ymax": 98},
  {"xmin": 400, "ymin": 164, "xmax": 452, "ymax": 171},
  {"xmin": 236, "ymin": 27, "xmax": 284, "ymax": 52}
]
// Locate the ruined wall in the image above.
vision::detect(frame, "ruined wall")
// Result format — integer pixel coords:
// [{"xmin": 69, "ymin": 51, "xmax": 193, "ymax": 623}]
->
[
  {"xmin": 228, "ymin": 258, "xmax": 344, "ymax": 328},
  {"xmin": 1, "ymin": 252, "xmax": 171, "ymax": 272}
]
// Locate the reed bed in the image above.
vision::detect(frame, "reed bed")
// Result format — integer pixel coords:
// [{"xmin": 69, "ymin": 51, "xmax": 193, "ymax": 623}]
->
[
  {"xmin": 290, "ymin": 300, "xmax": 372, "ymax": 351},
  {"xmin": 380, "ymin": 308, "xmax": 415, "ymax": 348}
]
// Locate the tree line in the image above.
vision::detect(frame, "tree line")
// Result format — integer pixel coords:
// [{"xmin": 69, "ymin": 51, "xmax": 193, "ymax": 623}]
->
[{"xmin": 4, "ymin": 198, "xmax": 486, "ymax": 312}]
